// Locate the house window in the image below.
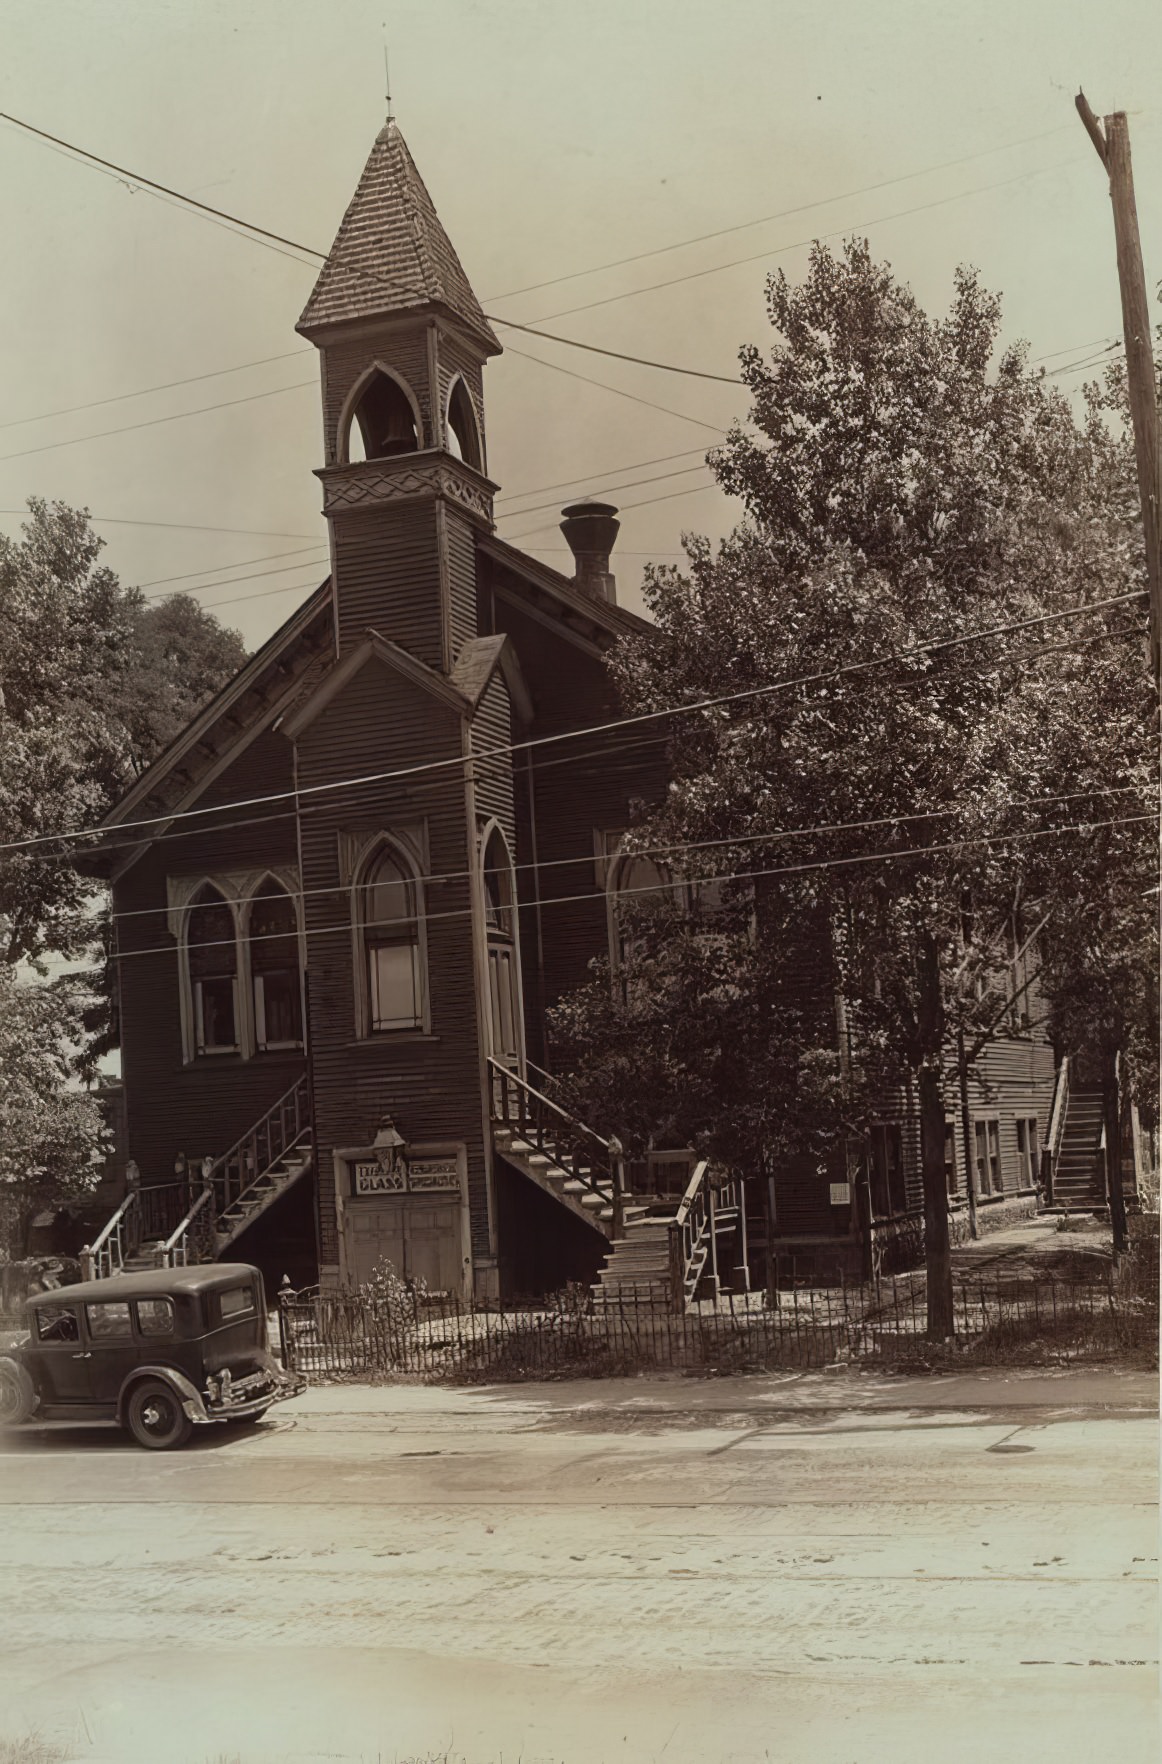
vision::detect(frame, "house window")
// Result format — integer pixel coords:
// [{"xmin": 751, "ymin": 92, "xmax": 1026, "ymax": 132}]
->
[
  {"xmin": 609, "ymin": 852, "xmax": 673, "ymax": 973},
  {"xmin": 187, "ymin": 884, "xmax": 239, "ymax": 1054},
  {"xmin": 1015, "ymin": 1117, "xmax": 1039, "ymax": 1187},
  {"xmin": 974, "ymin": 1119, "xmax": 1002, "ymax": 1196},
  {"xmin": 868, "ymin": 1123, "xmax": 906, "ymax": 1218},
  {"xmin": 944, "ymin": 1124, "xmax": 959, "ymax": 1196},
  {"xmin": 248, "ymin": 880, "xmax": 303, "ymax": 1050},
  {"xmin": 360, "ymin": 845, "xmax": 424, "ymax": 1033}
]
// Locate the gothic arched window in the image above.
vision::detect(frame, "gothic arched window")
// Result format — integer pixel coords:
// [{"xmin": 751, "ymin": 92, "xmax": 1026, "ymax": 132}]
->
[
  {"xmin": 609, "ymin": 853, "xmax": 673, "ymax": 975},
  {"xmin": 446, "ymin": 376, "xmax": 482, "ymax": 469},
  {"xmin": 186, "ymin": 884, "xmax": 239, "ymax": 1055},
  {"xmin": 359, "ymin": 845, "xmax": 424, "ymax": 1032},
  {"xmin": 247, "ymin": 879, "xmax": 303, "ymax": 1050},
  {"xmin": 346, "ymin": 369, "xmax": 420, "ymax": 462}
]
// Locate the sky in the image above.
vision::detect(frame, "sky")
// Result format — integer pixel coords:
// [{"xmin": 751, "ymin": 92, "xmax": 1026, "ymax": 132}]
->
[{"xmin": 1, "ymin": 0, "xmax": 1160, "ymax": 643}]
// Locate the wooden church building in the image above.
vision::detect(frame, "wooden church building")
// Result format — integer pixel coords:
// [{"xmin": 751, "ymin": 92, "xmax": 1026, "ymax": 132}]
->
[{"xmin": 82, "ymin": 119, "xmax": 1086, "ymax": 1300}]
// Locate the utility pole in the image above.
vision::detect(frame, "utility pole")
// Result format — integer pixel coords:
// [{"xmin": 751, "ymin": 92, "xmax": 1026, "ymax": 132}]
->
[{"xmin": 1076, "ymin": 93, "xmax": 1162, "ymax": 692}]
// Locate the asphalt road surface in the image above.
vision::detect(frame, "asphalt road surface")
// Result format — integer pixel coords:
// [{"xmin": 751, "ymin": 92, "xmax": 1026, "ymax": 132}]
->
[{"xmin": 0, "ymin": 1367, "xmax": 1156, "ymax": 1764}]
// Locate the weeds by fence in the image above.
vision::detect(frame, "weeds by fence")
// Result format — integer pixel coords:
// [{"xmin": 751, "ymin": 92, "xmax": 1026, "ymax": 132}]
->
[{"xmin": 278, "ymin": 1273, "xmax": 1157, "ymax": 1384}]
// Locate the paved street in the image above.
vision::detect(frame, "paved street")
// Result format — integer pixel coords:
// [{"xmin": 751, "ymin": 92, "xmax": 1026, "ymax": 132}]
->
[{"xmin": 0, "ymin": 1368, "xmax": 1156, "ymax": 1764}]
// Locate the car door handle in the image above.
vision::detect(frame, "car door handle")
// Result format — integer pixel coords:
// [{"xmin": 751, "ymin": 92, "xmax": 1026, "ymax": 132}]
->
[{"xmin": 72, "ymin": 1351, "xmax": 91, "ymax": 1360}]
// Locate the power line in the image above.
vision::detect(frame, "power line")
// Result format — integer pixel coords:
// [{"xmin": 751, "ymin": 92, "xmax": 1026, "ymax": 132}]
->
[
  {"xmin": 483, "ymin": 124, "xmax": 1077, "ymax": 304},
  {"xmin": 502, "ymin": 344, "xmax": 727, "ymax": 436},
  {"xmin": 4, "ymin": 589, "xmax": 1145, "ymax": 856},
  {"xmin": 63, "ymin": 617, "xmax": 1151, "ymax": 864},
  {"xmin": 99, "ymin": 811, "xmax": 1159, "ymax": 967},
  {"xmin": 141, "ymin": 552, "xmax": 330, "ymax": 605},
  {"xmin": 496, "ymin": 463, "xmax": 712, "ymax": 526},
  {"xmin": 494, "ymin": 447, "xmax": 707, "ymax": 507},
  {"xmin": 93, "ymin": 784, "xmax": 1153, "ymax": 929},
  {"xmin": 522, "ymin": 158, "xmax": 1086, "ymax": 327},
  {"xmin": 504, "ymin": 478, "xmax": 725, "ymax": 542},
  {"xmin": 0, "ymin": 350, "xmax": 310, "ymax": 432},
  {"xmin": 135, "ymin": 544, "xmax": 326, "ymax": 593},
  {"xmin": 0, "ymin": 378, "xmax": 317, "ymax": 466},
  {"xmin": 0, "ymin": 509, "xmax": 320, "ymax": 540}
]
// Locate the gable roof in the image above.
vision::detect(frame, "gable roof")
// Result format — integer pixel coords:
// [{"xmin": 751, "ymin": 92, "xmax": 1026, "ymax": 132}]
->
[
  {"xmin": 478, "ymin": 532, "xmax": 652, "ymax": 655},
  {"xmin": 298, "ymin": 120, "xmax": 500, "ymax": 352},
  {"xmin": 80, "ymin": 582, "xmax": 334, "ymax": 872},
  {"xmin": 283, "ymin": 629, "xmax": 532, "ymax": 740}
]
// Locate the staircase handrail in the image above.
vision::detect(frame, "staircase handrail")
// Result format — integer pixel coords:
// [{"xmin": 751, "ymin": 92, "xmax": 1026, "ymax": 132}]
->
[
  {"xmin": 202, "ymin": 1075, "xmax": 310, "ymax": 1221},
  {"xmin": 1043, "ymin": 1056, "xmax": 1071, "ymax": 1206},
  {"xmin": 81, "ymin": 1190, "xmax": 139, "ymax": 1281},
  {"xmin": 86, "ymin": 1191, "xmax": 137, "ymax": 1261},
  {"xmin": 161, "ymin": 1186, "xmax": 215, "ymax": 1267},
  {"xmin": 486, "ymin": 1058, "xmax": 611, "ymax": 1153},
  {"xmin": 673, "ymin": 1158, "xmax": 711, "ymax": 1230}
]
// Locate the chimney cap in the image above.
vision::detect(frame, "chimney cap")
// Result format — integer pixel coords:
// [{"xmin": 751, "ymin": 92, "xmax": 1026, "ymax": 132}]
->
[{"xmin": 561, "ymin": 499, "xmax": 619, "ymax": 519}]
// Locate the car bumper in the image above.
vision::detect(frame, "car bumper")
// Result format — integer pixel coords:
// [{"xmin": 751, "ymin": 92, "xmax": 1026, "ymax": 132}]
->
[{"xmin": 183, "ymin": 1359, "xmax": 306, "ymax": 1425}]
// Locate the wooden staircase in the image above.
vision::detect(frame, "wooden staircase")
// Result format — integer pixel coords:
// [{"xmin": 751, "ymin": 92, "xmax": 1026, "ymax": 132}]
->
[
  {"xmin": 83, "ymin": 1079, "xmax": 313, "ymax": 1280},
  {"xmin": 1052, "ymin": 1086, "xmax": 1107, "ymax": 1211}
]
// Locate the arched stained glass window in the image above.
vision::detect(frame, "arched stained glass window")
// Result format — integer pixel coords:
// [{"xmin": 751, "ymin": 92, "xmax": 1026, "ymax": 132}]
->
[
  {"xmin": 248, "ymin": 880, "xmax": 303, "ymax": 1050},
  {"xmin": 361, "ymin": 847, "xmax": 423, "ymax": 1032},
  {"xmin": 187, "ymin": 884, "xmax": 238, "ymax": 1054}
]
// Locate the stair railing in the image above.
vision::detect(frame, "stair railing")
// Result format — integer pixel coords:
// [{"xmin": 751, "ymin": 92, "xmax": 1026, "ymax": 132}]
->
[
  {"xmin": 80, "ymin": 1191, "xmax": 138, "ymax": 1282},
  {"xmin": 487, "ymin": 1058, "xmax": 615, "ymax": 1210},
  {"xmin": 667, "ymin": 1161, "xmax": 743, "ymax": 1313},
  {"xmin": 161, "ymin": 1186, "xmax": 216, "ymax": 1268},
  {"xmin": 1042, "ymin": 1055, "xmax": 1071, "ymax": 1207},
  {"xmin": 203, "ymin": 1075, "xmax": 311, "ymax": 1226}
]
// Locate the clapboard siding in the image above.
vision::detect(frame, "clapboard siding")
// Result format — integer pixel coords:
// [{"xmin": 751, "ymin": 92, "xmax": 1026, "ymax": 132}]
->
[
  {"xmin": 445, "ymin": 506, "xmax": 480, "ymax": 661},
  {"xmin": 293, "ymin": 655, "xmax": 487, "ymax": 1269},
  {"xmin": 113, "ymin": 729, "xmax": 306, "ymax": 1188},
  {"xmin": 333, "ymin": 502, "xmax": 444, "ymax": 665},
  {"xmin": 471, "ymin": 671, "xmax": 515, "ymax": 840}
]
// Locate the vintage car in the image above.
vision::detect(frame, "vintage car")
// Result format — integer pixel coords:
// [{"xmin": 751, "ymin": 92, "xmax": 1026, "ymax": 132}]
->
[{"xmin": 0, "ymin": 1263, "xmax": 304, "ymax": 1450}]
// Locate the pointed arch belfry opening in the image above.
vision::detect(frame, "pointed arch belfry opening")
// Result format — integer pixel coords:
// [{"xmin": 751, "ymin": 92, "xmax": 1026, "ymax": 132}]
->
[
  {"xmin": 340, "ymin": 364, "xmax": 423, "ymax": 463},
  {"xmin": 446, "ymin": 375, "xmax": 483, "ymax": 470}
]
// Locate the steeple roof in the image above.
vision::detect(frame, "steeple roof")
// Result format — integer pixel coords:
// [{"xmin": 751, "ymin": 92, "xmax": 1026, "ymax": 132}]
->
[{"xmin": 298, "ymin": 119, "xmax": 500, "ymax": 351}]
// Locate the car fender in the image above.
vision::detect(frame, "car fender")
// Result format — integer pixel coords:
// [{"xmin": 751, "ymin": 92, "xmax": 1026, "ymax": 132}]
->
[{"xmin": 117, "ymin": 1364, "xmax": 209, "ymax": 1426}]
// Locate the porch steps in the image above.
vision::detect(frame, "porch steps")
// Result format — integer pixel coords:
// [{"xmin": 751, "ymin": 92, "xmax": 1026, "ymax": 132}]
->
[
  {"xmin": 214, "ymin": 1140, "xmax": 314, "ymax": 1254},
  {"xmin": 1053, "ymin": 1089, "xmax": 1107, "ymax": 1210},
  {"xmin": 493, "ymin": 1127, "xmax": 649, "ymax": 1237}
]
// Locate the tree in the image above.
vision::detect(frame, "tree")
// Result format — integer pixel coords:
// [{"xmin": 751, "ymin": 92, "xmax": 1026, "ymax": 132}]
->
[
  {"xmin": 0, "ymin": 497, "xmax": 247, "ymax": 969},
  {"xmin": 0, "ymin": 499, "xmax": 248, "ymax": 1249},
  {"xmin": 0, "ymin": 964, "xmax": 106, "ymax": 1255},
  {"xmin": 603, "ymin": 241, "xmax": 1152, "ymax": 1335}
]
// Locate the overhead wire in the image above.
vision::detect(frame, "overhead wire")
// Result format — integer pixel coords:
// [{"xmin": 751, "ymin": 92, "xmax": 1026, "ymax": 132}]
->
[
  {"xmin": 97, "ymin": 811, "xmax": 1160, "ymax": 968},
  {"xmin": 4, "ymin": 589, "xmax": 1145, "ymax": 857},
  {"xmin": 92, "ymin": 783, "xmax": 1155, "ymax": 930}
]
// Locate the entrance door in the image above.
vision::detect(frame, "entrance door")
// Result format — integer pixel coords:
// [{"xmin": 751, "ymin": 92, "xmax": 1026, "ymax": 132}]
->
[
  {"xmin": 348, "ymin": 1197, "xmax": 463, "ymax": 1293},
  {"xmin": 482, "ymin": 827, "xmax": 524, "ymax": 1079}
]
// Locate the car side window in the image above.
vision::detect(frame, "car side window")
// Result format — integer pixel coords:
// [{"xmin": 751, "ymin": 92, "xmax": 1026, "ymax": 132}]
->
[
  {"xmin": 35, "ymin": 1305, "xmax": 80, "ymax": 1344},
  {"xmin": 219, "ymin": 1286, "xmax": 255, "ymax": 1320},
  {"xmin": 135, "ymin": 1298, "xmax": 176, "ymax": 1338},
  {"xmin": 86, "ymin": 1302, "xmax": 132, "ymax": 1340}
]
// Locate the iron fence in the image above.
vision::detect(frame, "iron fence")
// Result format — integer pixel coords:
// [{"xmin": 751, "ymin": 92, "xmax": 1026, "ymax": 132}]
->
[{"xmin": 277, "ymin": 1273, "xmax": 1157, "ymax": 1384}]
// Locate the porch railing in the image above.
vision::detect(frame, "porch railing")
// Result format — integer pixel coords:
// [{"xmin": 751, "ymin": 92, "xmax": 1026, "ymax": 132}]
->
[
  {"xmin": 488, "ymin": 1058, "xmax": 616, "ymax": 1215},
  {"xmin": 161, "ymin": 1186, "xmax": 216, "ymax": 1267},
  {"xmin": 81, "ymin": 1192, "xmax": 137, "ymax": 1282},
  {"xmin": 1042, "ymin": 1055, "xmax": 1071, "ymax": 1206},
  {"xmin": 667, "ymin": 1160, "xmax": 744, "ymax": 1314}
]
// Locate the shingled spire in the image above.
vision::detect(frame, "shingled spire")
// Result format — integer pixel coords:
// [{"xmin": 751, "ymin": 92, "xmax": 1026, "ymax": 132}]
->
[{"xmin": 297, "ymin": 119, "xmax": 500, "ymax": 353}]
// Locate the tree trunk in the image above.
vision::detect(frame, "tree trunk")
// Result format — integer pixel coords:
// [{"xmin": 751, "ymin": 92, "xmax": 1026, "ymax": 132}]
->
[
  {"xmin": 919, "ymin": 1064, "xmax": 955, "ymax": 1339},
  {"xmin": 915, "ymin": 930, "xmax": 954, "ymax": 1340},
  {"xmin": 1101, "ymin": 1046, "xmax": 1128, "ymax": 1255}
]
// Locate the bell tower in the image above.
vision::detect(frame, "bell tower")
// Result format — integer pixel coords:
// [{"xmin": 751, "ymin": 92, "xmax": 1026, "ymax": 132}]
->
[{"xmin": 297, "ymin": 118, "xmax": 502, "ymax": 671}]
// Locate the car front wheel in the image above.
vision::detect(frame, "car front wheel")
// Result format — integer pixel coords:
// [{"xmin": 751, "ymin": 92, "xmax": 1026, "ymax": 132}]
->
[
  {"xmin": 0, "ymin": 1359, "xmax": 36, "ymax": 1426},
  {"xmin": 125, "ymin": 1379, "xmax": 194, "ymax": 1451}
]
